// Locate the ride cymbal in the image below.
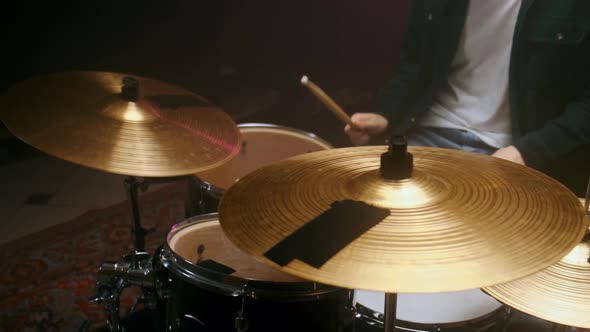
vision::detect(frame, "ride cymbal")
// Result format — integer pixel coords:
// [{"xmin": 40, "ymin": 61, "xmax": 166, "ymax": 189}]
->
[
  {"xmin": 0, "ymin": 71, "xmax": 241, "ymax": 177},
  {"xmin": 483, "ymin": 198, "xmax": 590, "ymax": 329},
  {"xmin": 218, "ymin": 146, "xmax": 587, "ymax": 293}
]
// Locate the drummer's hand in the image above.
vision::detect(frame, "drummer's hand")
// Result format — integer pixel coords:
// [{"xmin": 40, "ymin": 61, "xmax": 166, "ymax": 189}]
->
[
  {"xmin": 491, "ymin": 145, "xmax": 525, "ymax": 165},
  {"xmin": 344, "ymin": 113, "xmax": 389, "ymax": 146}
]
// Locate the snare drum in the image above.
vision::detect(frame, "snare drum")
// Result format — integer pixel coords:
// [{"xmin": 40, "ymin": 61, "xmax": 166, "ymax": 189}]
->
[
  {"xmin": 186, "ymin": 123, "xmax": 333, "ymax": 215},
  {"xmin": 159, "ymin": 213, "xmax": 353, "ymax": 332},
  {"xmin": 354, "ymin": 289, "xmax": 511, "ymax": 332}
]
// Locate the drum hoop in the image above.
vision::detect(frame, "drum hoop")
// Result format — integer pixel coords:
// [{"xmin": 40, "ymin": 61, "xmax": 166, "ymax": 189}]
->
[
  {"xmin": 162, "ymin": 213, "xmax": 344, "ymax": 299},
  {"xmin": 194, "ymin": 122, "xmax": 334, "ymax": 197},
  {"xmin": 236, "ymin": 122, "xmax": 334, "ymax": 150},
  {"xmin": 354, "ymin": 302, "xmax": 511, "ymax": 331}
]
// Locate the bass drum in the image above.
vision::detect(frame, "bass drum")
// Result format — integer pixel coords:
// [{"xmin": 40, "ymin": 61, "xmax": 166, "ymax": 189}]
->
[
  {"xmin": 186, "ymin": 123, "xmax": 333, "ymax": 215},
  {"xmin": 354, "ymin": 289, "xmax": 511, "ymax": 332},
  {"xmin": 159, "ymin": 213, "xmax": 354, "ymax": 332}
]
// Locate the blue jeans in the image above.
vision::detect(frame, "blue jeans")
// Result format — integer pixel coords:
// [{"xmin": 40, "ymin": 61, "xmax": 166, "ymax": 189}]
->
[{"xmin": 406, "ymin": 127, "xmax": 497, "ymax": 155}]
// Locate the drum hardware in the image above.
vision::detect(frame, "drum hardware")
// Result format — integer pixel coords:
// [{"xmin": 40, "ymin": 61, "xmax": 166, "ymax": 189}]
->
[
  {"xmin": 218, "ymin": 135, "xmax": 587, "ymax": 331},
  {"xmin": 125, "ymin": 175, "xmax": 187, "ymax": 252},
  {"xmin": 89, "ymin": 275, "xmax": 127, "ymax": 332},
  {"xmin": 195, "ymin": 180, "xmax": 217, "ymax": 216},
  {"xmin": 585, "ymin": 176, "xmax": 589, "ymax": 217},
  {"xmin": 218, "ymin": 137, "xmax": 586, "ymax": 291},
  {"xmin": 371, "ymin": 139, "xmax": 406, "ymax": 332},
  {"xmin": 0, "ymin": 70, "xmax": 242, "ymax": 251},
  {"xmin": 90, "ymin": 251, "xmax": 165, "ymax": 332},
  {"xmin": 160, "ymin": 213, "xmax": 355, "ymax": 332},
  {"xmin": 383, "ymin": 293, "xmax": 397, "ymax": 332},
  {"xmin": 187, "ymin": 123, "xmax": 334, "ymax": 216},
  {"xmin": 125, "ymin": 177, "xmax": 150, "ymax": 252},
  {"xmin": 90, "ymin": 213, "xmax": 356, "ymax": 332},
  {"xmin": 235, "ymin": 296, "xmax": 248, "ymax": 332},
  {"xmin": 353, "ymin": 289, "xmax": 512, "ymax": 332}
]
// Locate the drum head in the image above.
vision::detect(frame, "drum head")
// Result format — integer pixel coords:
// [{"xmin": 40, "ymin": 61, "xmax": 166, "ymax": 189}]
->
[
  {"xmin": 354, "ymin": 289, "xmax": 503, "ymax": 324},
  {"xmin": 167, "ymin": 214, "xmax": 303, "ymax": 282},
  {"xmin": 195, "ymin": 123, "xmax": 333, "ymax": 190}
]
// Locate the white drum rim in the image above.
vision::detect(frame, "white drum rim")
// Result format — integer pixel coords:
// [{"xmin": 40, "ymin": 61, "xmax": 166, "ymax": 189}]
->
[
  {"xmin": 194, "ymin": 123, "xmax": 334, "ymax": 196},
  {"xmin": 161, "ymin": 213, "xmax": 343, "ymax": 298},
  {"xmin": 353, "ymin": 289, "xmax": 506, "ymax": 325},
  {"xmin": 236, "ymin": 122, "xmax": 334, "ymax": 150}
]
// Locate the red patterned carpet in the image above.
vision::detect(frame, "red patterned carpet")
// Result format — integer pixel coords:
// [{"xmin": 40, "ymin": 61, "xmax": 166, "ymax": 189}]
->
[{"xmin": 0, "ymin": 180, "xmax": 188, "ymax": 332}]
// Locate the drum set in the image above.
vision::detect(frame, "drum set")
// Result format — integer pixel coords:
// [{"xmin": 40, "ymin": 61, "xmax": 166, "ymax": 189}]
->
[{"xmin": 1, "ymin": 71, "xmax": 589, "ymax": 332}]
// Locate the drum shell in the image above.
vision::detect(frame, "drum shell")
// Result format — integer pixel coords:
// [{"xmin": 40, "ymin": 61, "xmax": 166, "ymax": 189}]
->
[
  {"xmin": 353, "ymin": 291, "xmax": 512, "ymax": 332},
  {"xmin": 160, "ymin": 213, "xmax": 354, "ymax": 332},
  {"xmin": 186, "ymin": 123, "xmax": 333, "ymax": 216}
]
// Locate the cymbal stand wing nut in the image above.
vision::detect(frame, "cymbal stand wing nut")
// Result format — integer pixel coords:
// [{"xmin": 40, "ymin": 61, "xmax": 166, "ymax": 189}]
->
[{"xmin": 380, "ymin": 135, "xmax": 413, "ymax": 180}]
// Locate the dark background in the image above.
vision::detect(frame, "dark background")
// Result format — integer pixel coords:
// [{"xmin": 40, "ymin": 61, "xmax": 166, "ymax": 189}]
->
[{"xmin": 0, "ymin": 0, "xmax": 408, "ymax": 147}]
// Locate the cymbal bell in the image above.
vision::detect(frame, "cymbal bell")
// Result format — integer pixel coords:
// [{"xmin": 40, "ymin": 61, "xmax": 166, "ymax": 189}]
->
[
  {"xmin": 218, "ymin": 146, "xmax": 587, "ymax": 293},
  {"xmin": 483, "ymin": 198, "xmax": 590, "ymax": 329},
  {"xmin": 0, "ymin": 71, "xmax": 241, "ymax": 177}
]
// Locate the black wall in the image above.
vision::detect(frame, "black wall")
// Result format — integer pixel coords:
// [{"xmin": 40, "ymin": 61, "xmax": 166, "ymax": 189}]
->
[{"xmin": 1, "ymin": 0, "xmax": 407, "ymax": 93}]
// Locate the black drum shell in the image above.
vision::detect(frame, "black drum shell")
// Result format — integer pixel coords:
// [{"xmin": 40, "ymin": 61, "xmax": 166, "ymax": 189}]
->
[{"xmin": 159, "ymin": 213, "xmax": 354, "ymax": 332}]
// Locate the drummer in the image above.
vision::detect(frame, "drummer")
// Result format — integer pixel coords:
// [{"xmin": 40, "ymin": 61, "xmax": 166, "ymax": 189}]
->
[{"xmin": 344, "ymin": 0, "xmax": 590, "ymax": 197}]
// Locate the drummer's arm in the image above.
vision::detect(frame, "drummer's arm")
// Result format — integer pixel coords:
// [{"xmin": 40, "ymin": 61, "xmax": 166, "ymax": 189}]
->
[
  {"xmin": 491, "ymin": 146, "xmax": 525, "ymax": 165},
  {"xmin": 510, "ymin": 83, "xmax": 590, "ymax": 169}
]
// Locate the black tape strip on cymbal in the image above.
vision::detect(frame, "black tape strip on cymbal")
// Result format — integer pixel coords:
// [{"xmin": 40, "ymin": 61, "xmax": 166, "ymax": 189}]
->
[{"xmin": 264, "ymin": 200, "xmax": 389, "ymax": 268}]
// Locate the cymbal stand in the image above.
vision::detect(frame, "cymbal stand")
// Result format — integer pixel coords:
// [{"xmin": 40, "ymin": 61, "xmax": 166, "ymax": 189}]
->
[
  {"xmin": 384, "ymin": 293, "xmax": 398, "ymax": 332},
  {"xmin": 89, "ymin": 276, "xmax": 126, "ymax": 332},
  {"xmin": 585, "ymin": 177, "xmax": 589, "ymax": 264},
  {"xmin": 124, "ymin": 175, "xmax": 188, "ymax": 252},
  {"xmin": 124, "ymin": 177, "xmax": 148, "ymax": 252},
  {"xmin": 378, "ymin": 135, "xmax": 408, "ymax": 332},
  {"xmin": 89, "ymin": 252, "xmax": 159, "ymax": 332},
  {"xmin": 584, "ymin": 176, "xmax": 589, "ymax": 217}
]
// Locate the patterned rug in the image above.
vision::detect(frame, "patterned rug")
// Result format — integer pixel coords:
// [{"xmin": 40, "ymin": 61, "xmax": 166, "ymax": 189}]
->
[{"xmin": 0, "ymin": 180, "xmax": 188, "ymax": 332}]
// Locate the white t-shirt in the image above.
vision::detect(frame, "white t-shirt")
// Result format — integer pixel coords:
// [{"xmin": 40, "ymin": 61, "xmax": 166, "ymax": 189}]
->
[{"xmin": 420, "ymin": 0, "xmax": 522, "ymax": 148}]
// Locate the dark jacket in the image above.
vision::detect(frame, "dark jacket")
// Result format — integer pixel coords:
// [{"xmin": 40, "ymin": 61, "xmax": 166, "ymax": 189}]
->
[{"xmin": 378, "ymin": 0, "xmax": 590, "ymax": 196}]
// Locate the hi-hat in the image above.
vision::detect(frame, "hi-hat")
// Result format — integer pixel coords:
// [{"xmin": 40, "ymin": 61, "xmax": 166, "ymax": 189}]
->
[
  {"xmin": 218, "ymin": 146, "xmax": 587, "ymax": 293},
  {"xmin": 483, "ymin": 198, "xmax": 590, "ymax": 329},
  {"xmin": 0, "ymin": 71, "xmax": 241, "ymax": 177}
]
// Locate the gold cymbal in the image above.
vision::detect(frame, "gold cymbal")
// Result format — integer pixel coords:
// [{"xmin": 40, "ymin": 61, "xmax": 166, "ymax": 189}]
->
[
  {"xmin": 0, "ymin": 71, "xmax": 241, "ymax": 177},
  {"xmin": 483, "ymin": 198, "xmax": 590, "ymax": 328},
  {"xmin": 218, "ymin": 146, "xmax": 587, "ymax": 293}
]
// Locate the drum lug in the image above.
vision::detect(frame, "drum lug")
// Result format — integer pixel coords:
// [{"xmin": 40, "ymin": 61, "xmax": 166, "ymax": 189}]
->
[
  {"xmin": 235, "ymin": 292, "xmax": 250, "ymax": 332},
  {"xmin": 123, "ymin": 251, "xmax": 151, "ymax": 268},
  {"xmin": 198, "ymin": 181, "xmax": 213, "ymax": 214},
  {"xmin": 154, "ymin": 250, "xmax": 173, "ymax": 300}
]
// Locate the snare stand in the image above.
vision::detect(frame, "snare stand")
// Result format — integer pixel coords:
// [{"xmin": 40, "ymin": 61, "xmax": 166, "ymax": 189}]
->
[{"xmin": 384, "ymin": 293, "xmax": 398, "ymax": 332}]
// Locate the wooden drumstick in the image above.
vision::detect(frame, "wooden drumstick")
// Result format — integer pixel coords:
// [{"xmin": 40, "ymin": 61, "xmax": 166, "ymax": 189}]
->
[{"xmin": 301, "ymin": 75, "xmax": 358, "ymax": 130}]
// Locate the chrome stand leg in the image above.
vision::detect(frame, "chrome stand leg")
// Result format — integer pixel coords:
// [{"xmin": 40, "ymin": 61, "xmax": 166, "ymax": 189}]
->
[
  {"xmin": 384, "ymin": 293, "xmax": 397, "ymax": 332},
  {"xmin": 125, "ymin": 177, "xmax": 146, "ymax": 252}
]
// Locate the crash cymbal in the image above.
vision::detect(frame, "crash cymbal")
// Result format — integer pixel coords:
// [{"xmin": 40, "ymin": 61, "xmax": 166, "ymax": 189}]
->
[
  {"xmin": 218, "ymin": 145, "xmax": 587, "ymax": 293},
  {"xmin": 483, "ymin": 198, "xmax": 590, "ymax": 328},
  {"xmin": 0, "ymin": 71, "xmax": 241, "ymax": 177}
]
